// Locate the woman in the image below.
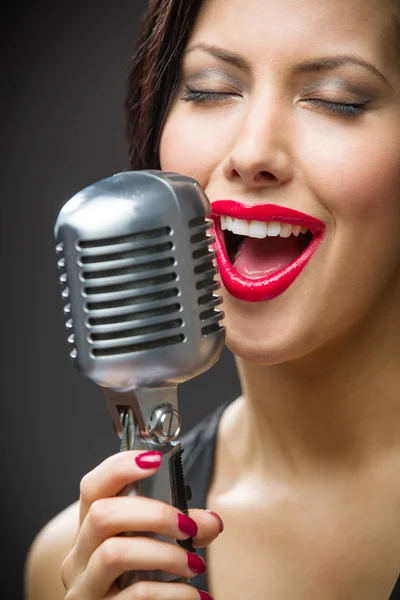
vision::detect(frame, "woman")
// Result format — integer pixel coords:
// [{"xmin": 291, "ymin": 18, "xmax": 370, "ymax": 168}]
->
[{"xmin": 25, "ymin": 0, "xmax": 400, "ymax": 598}]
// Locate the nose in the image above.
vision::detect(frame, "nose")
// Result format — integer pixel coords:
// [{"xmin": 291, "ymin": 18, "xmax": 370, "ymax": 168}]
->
[{"xmin": 222, "ymin": 95, "xmax": 294, "ymax": 188}]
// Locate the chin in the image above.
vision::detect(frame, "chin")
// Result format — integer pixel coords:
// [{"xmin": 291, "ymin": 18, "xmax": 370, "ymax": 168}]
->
[{"xmin": 223, "ymin": 315, "xmax": 314, "ymax": 366}]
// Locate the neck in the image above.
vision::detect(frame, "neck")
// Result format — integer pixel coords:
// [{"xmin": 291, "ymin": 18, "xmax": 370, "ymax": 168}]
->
[{"xmin": 230, "ymin": 297, "xmax": 400, "ymax": 480}]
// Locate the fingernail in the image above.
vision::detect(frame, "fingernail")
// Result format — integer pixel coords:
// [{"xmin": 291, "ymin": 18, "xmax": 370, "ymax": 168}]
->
[
  {"xmin": 135, "ymin": 451, "xmax": 162, "ymax": 469},
  {"xmin": 206, "ymin": 509, "xmax": 224, "ymax": 533},
  {"xmin": 187, "ymin": 552, "xmax": 206, "ymax": 575},
  {"xmin": 198, "ymin": 591, "xmax": 214, "ymax": 600},
  {"xmin": 177, "ymin": 513, "xmax": 198, "ymax": 538}
]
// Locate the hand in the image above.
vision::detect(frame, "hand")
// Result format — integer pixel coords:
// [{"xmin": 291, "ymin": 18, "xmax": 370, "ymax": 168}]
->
[{"xmin": 61, "ymin": 450, "xmax": 222, "ymax": 599}]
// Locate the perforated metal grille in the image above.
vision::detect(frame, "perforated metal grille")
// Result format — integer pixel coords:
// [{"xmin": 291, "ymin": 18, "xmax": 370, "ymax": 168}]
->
[
  {"xmin": 56, "ymin": 241, "xmax": 78, "ymax": 359},
  {"xmin": 78, "ymin": 226, "xmax": 184, "ymax": 357},
  {"xmin": 188, "ymin": 217, "xmax": 224, "ymax": 336}
]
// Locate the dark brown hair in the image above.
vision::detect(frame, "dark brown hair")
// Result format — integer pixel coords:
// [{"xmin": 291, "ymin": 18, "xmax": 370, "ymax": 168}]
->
[{"xmin": 125, "ymin": 0, "xmax": 205, "ymax": 170}]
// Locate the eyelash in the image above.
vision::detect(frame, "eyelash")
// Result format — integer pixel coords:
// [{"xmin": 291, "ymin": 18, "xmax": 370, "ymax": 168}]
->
[
  {"xmin": 305, "ymin": 99, "xmax": 366, "ymax": 116},
  {"xmin": 180, "ymin": 87, "xmax": 368, "ymax": 117}
]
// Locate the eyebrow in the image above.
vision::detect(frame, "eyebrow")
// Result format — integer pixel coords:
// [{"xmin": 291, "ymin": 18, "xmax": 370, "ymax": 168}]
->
[
  {"xmin": 293, "ymin": 56, "xmax": 390, "ymax": 86},
  {"xmin": 184, "ymin": 43, "xmax": 390, "ymax": 86}
]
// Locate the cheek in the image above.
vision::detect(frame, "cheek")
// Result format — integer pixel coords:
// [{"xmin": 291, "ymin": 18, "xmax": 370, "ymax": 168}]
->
[
  {"xmin": 300, "ymin": 118, "xmax": 400, "ymax": 324},
  {"xmin": 159, "ymin": 107, "xmax": 233, "ymax": 183},
  {"xmin": 300, "ymin": 119, "xmax": 400, "ymax": 221}
]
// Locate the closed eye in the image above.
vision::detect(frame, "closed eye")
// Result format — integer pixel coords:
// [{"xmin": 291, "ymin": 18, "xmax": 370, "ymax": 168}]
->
[
  {"xmin": 180, "ymin": 87, "xmax": 369, "ymax": 117},
  {"xmin": 180, "ymin": 88, "xmax": 240, "ymax": 104},
  {"xmin": 303, "ymin": 99, "xmax": 368, "ymax": 116}
]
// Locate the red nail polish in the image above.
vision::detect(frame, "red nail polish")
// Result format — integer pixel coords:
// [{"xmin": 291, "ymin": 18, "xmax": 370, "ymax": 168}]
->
[
  {"xmin": 135, "ymin": 451, "xmax": 162, "ymax": 469},
  {"xmin": 187, "ymin": 552, "xmax": 206, "ymax": 575},
  {"xmin": 198, "ymin": 591, "xmax": 214, "ymax": 600},
  {"xmin": 177, "ymin": 513, "xmax": 198, "ymax": 538},
  {"xmin": 206, "ymin": 509, "xmax": 224, "ymax": 533}
]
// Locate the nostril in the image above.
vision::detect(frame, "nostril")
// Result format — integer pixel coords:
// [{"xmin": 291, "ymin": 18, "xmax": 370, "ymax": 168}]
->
[
  {"xmin": 257, "ymin": 170, "xmax": 277, "ymax": 183},
  {"xmin": 231, "ymin": 169, "xmax": 277, "ymax": 183}
]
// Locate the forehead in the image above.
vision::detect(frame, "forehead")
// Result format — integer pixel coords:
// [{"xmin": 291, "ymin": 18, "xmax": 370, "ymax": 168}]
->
[{"xmin": 188, "ymin": 0, "xmax": 398, "ymax": 71}]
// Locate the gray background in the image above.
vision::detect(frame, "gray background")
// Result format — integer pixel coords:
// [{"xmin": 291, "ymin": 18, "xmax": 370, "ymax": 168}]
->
[{"xmin": 2, "ymin": 3, "xmax": 240, "ymax": 598}]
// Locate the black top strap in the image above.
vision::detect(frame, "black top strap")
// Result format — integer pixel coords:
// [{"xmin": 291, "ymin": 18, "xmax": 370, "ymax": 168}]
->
[
  {"xmin": 389, "ymin": 575, "xmax": 400, "ymax": 600},
  {"xmin": 181, "ymin": 400, "xmax": 229, "ymax": 591}
]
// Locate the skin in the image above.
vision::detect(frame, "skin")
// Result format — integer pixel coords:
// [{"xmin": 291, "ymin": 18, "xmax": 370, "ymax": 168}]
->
[
  {"xmin": 25, "ymin": 451, "xmax": 222, "ymax": 599},
  {"xmin": 159, "ymin": 0, "xmax": 400, "ymax": 597},
  {"xmin": 25, "ymin": 0, "xmax": 400, "ymax": 599},
  {"xmin": 160, "ymin": 0, "xmax": 400, "ymax": 469}
]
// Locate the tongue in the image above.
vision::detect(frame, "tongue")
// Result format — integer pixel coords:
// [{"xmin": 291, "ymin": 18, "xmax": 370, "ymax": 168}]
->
[{"xmin": 233, "ymin": 236, "xmax": 304, "ymax": 279}]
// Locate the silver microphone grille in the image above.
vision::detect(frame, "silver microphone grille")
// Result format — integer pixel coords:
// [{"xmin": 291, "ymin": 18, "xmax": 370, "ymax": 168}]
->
[{"xmin": 54, "ymin": 171, "xmax": 225, "ymax": 390}]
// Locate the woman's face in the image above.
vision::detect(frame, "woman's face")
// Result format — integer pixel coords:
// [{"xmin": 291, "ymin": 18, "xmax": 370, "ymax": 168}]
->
[{"xmin": 159, "ymin": 0, "xmax": 400, "ymax": 364}]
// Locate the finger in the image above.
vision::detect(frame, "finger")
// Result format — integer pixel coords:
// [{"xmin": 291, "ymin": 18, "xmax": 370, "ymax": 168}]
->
[
  {"xmin": 115, "ymin": 581, "xmax": 213, "ymax": 599},
  {"xmin": 79, "ymin": 450, "xmax": 163, "ymax": 526},
  {"xmin": 188, "ymin": 509, "xmax": 224, "ymax": 548},
  {"xmin": 75, "ymin": 496, "xmax": 199, "ymax": 562},
  {"xmin": 82, "ymin": 537, "xmax": 206, "ymax": 597}
]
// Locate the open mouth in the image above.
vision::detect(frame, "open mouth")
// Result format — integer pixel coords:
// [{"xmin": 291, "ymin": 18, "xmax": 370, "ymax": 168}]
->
[
  {"xmin": 210, "ymin": 201, "xmax": 325, "ymax": 302},
  {"xmin": 222, "ymin": 218, "xmax": 314, "ymax": 278}
]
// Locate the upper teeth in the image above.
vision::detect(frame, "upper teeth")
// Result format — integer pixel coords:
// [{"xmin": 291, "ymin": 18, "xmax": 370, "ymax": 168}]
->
[{"xmin": 220, "ymin": 216, "xmax": 309, "ymax": 239}]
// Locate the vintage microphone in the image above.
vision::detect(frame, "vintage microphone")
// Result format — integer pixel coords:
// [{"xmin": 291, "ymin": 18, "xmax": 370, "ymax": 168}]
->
[{"xmin": 54, "ymin": 170, "xmax": 225, "ymax": 587}]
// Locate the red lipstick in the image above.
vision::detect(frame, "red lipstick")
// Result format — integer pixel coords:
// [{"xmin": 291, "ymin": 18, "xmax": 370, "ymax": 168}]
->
[{"xmin": 210, "ymin": 200, "xmax": 325, "ymax": 302}]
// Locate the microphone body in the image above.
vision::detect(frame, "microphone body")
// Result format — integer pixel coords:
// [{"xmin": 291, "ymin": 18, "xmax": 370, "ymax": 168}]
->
[{"xmin": 54, "ymin": 170, "xmax": 225, "ymax": 586}]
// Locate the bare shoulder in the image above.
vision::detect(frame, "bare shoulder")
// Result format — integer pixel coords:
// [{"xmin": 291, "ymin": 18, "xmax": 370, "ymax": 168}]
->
[{"xmin": 24, "ymin": 500, "xmax": 79, "ymax": 600}]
